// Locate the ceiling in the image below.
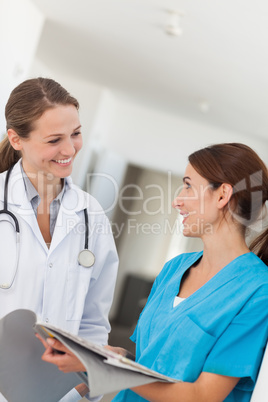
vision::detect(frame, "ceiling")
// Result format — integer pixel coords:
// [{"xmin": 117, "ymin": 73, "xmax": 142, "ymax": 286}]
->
[{"xmin": 31, "ymin": 0, "xmax": 268, "ymax": 141}]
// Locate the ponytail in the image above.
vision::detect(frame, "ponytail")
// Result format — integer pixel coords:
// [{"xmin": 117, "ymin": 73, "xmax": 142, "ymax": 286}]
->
[
  {"xmin": 250, "ymin": 227, "xmax": 268, "ymax": 266},
  {"xmin": 0, "ymin": 136, "xmax": 21, "ymax": 173}
]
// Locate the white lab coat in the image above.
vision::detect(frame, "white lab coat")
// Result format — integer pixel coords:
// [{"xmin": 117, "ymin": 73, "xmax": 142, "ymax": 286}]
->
[{"xmin": 0, "ymin": 160, "xmax": 119, "ymax": 401}]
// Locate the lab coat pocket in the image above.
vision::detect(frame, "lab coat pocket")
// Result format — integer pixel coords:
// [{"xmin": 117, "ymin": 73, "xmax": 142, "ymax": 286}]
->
[
  {"xmin": 155, "ymin": 315, "xmax": 216, "ymax": 381},
  {"xmin": 66, "ymin": 263, "xmax": 93, "ymax": 321}
]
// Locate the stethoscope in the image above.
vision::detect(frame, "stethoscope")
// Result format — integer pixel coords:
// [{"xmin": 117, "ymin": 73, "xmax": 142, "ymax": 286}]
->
[{"xmin": 0, "ymin": 166, "xmax": 95, "ymax": 290}]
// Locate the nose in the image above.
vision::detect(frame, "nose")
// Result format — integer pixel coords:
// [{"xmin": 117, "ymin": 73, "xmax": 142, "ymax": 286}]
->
[
  {"xmin": 172, "ymin": 195, "xmax": 184, "ymax": 209},
  {"xmin": 62, "ymin": 138, "xmax": 75, "ymax": 156}
]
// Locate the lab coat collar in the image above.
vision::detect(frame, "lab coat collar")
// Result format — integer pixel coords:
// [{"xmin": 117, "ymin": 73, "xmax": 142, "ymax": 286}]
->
[
  {"xmin": 1, "ymin": 160, "xmax": 29, "ymax": 207},
  {"xmin": 2, "ymin": 161, "xmax": 47, "ymax": 251},
  {"xmin": 49, "ymin": 182, "xmax": 89, "ymax": 253},
  {"xmin": 1, "ymin": 160, "xmax": 89, "ymax": 253}
]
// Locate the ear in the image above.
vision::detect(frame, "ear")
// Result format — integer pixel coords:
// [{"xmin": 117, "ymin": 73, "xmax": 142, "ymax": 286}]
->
[
  {"xmin": 217, "ymin": 183, "xmax": 233, "ymax": 209},
  {"xmin": 7, "ymin": 129, "xmax": 23, "ymax": 151}
]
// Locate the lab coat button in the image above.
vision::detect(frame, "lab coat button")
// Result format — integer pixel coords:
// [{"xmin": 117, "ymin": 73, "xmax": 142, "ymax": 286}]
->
[
  {"xmin": 45, "ymin": 318, "xmax": 49, "ymax": 323},
  {"xmin": 49, "ymin": 263, "xmax": 53, "ymax": 268}
]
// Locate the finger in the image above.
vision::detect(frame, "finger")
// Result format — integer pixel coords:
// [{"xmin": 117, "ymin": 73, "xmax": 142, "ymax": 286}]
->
[
  {"xmin": 35, "ymin": 333, "xmax": 49, "ymax": 349},
  {"xmin": 41, "ymin": 346, "xmax": 54, "ymax": 359},
  {"xmin": 42, "ymin": 352, "xmax": 76, "ymax": 372},
  {"xmin": 41, "ymin": 346, "xmax": 64, "ymax": 363},
  {"xmin": 46, "ymin": 338, "xmax": 69, "ymax": 353},
  {"xmin": 105, "ymin": 345, "xmax": 127, "ymax": 356}
]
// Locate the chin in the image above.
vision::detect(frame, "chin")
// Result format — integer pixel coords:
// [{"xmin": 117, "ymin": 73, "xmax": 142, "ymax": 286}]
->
[
  {"xmin": 182, "ymin": 230, "xmax": 193, "ymax": 238},
  {"xmin": 182, "ymin": 228, "xmax": 201, "ymax": 238},
  {"xmin": 54, "ymin": 166, "xmax": 72, "ymax": 177}
]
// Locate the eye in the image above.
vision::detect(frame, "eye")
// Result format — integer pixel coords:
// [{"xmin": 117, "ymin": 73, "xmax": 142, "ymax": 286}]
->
[
  {"xmin": 184, "ymin": 181, "xmax": 191, "ymax": 189},
  {"xmin": 72, "ymin": 131, "xmax": 81, "ymax": 137},
  {"xmin": 48, "ymin": 138, "xmax": 60, "ymax": 144}
]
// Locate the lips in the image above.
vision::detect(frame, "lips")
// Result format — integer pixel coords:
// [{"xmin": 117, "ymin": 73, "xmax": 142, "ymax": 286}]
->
[
  {"xmin": 180, "ymin": 212, "xmax": 190, "ymax": 224},
  {"xmin": 53, "ymin": 157, "xmax": 72, "ymax": 165}
]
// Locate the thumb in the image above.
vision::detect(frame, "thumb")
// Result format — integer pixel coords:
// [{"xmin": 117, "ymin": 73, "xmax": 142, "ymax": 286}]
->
[{"xmin": 46, "ymin": 338, "xmax": 67, "ymax": 353}]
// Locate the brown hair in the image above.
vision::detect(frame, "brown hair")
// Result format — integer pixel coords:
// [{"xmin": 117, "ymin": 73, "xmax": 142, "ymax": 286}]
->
[
  {"xmin": 0, "ymin": 77, "xmax": 79, "ymax": 173},
  {"xmin": 188, "ymin": 143, "xmax": 268, "ymax": 265}
]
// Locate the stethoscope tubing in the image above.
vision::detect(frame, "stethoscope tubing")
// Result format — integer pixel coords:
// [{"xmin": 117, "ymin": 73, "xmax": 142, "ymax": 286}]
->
[
  {"xmin": 0, "ymin": 166, "xmax": 20, "ymax": 289},
  {"xmin": 0, "ymin": 165, "xmax": 94, "ymax": 289},
  {"xmin": 0, "ymin": 166, "xmax": 19, "ymax": 233}
]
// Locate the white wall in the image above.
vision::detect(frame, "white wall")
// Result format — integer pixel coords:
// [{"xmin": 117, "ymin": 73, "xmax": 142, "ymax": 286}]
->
[
  {"xmin": 97, "ymin": 93, "xmax": 268, "ymax": 175},
  {"xmin": 0, "ymin": 0, "xmax": 44, "ymax": 135},
  {"xmin": 2, "ymin": 0, "xmax": 267, "ymax": 197},
  {"xmin": 30, "ymin": 58, "xmax": 268, "ymax": 185}
]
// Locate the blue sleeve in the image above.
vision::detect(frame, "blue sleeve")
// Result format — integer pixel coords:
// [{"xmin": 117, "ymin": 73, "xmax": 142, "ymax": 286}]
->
[{"xmin": 203, "ymin": 291, "xmax": 268, "ymax": 391}]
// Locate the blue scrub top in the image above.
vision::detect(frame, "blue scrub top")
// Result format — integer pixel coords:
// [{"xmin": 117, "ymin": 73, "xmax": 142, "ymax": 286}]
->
[{"xmin": 112, "ymin": 252, "xmax": 268, "ymax": 402}]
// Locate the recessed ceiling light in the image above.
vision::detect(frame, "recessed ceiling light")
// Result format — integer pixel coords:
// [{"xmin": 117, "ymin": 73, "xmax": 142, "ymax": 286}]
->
[
  {"xmin": 165, "ymin": 9, "xmax": 185, "ymax": 37},
  {"xmin": 198, "ymin": 100, "xmax": 210, "ymax": 113}
]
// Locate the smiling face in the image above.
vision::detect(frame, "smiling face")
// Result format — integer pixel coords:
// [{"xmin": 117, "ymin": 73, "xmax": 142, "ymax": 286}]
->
[
  {"xmin": 173, "ymin": 164, "xmax": 222, "ymax": 237},
  {"xmin": 9, "ymin": 105, "xmax": 82, "ymax": 185}
]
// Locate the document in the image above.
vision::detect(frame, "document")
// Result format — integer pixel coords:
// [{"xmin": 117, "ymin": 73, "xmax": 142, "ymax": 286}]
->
[{"xmin": 0, "ymin": 309, "xmax": 178, "ymax": 402}]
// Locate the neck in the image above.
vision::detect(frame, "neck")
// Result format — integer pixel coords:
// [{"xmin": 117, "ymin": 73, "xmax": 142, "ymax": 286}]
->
[
  {"xmin": 22, "ymin": 165, "xmax": 62, "ymax": 200},
  {"xmin": 34, "ymin": 175, "xmax": 63, "ymax": 201},
  {"xmin": 200, "ymin": 223, "xmax": 250, "ymax": 274}
]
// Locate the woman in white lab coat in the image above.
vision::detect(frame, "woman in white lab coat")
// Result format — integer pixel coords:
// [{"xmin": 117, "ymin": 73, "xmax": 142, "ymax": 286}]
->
[{"xmin": 0, "ymin": 77, "xmax": 118, "ymax": 401}]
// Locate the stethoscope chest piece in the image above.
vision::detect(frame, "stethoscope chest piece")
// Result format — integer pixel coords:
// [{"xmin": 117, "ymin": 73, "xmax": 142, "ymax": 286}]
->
[{"xmin": 78, "ymin": 249, "xmax": 95, "ymax": 268}]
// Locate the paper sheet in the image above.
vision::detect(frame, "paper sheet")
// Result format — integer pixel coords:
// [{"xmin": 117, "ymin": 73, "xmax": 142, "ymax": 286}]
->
[
  {"xmin": 0, "ymin": 309, "xmax": 178, "ymax": 400},
  {"xmin": 0, "ymin": 310, "xmax": 81, "ymax": 402}
]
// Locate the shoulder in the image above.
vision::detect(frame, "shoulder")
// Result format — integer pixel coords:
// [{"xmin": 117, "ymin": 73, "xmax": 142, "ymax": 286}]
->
[
  {"xmin": 0, "ymin": 171, "xmax": 5, "ymax": 200},
  {"xmin": 65, "ymin": 177, "xmax": 107, "ymax": 216},
  {"xmin": 166, "ymin": 251, "xmax": 203, "ymax": 269},
  {"xmin": 0, "ymin": 160, "xmax": 23, "ymax": 202},
  {"xmin": 0, "ymin": 169, "xmax": 7, "ymax": 184},
  {"xmin": 157, "ymin": 251, "xmax": 203, "ymax": 283},
  {"xmin": 237, "ymin": 252, "xmax": 268, "ymax": 284},
  {"xmin": 228, "ymin": 253, "xmax": 268, "ymax": 303}
]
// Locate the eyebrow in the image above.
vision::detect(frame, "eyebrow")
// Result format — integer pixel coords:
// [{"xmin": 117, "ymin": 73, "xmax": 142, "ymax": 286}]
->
[
  {"xmin": 183, "ymin": 176, "xmax": 191, "ymax": 183},
  {"xmin": 45, "ymin": 125, "xmax": 82, "ymax": 138}
]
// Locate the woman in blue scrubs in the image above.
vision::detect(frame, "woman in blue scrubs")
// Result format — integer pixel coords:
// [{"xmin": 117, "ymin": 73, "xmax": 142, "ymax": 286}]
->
[{"xmin": 40, "ymin": 143, "xmax": 268, "ymax": 402}]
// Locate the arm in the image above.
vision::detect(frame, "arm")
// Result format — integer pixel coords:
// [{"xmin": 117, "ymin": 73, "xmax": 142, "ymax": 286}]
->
[
  {"xmin": 132, "ymin": 372, "xmax": 239, "ymax": 402},
  {"xmin": 37, "ymin": 337, "xmax": 132, "ymax": 371},
  {"xmin": 78, "ymin": 212, "xmax": 119, "ymax": 344},
  {"xmin": 37, "ymin": 336, "xmax": 239, "ymax": 401},
  {"xmin": 36, "ymin": 336, "xmax": 89, "ymax": 398},
  {"xmin": 36, "ymin": 336, "xmax": 86, "ymax": 373},
  {"xmin": 136, "ymin": 295, "xmax": 268, "ymax": 402}
]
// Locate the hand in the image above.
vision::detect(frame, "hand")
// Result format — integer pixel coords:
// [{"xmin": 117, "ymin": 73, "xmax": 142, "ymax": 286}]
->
[
  {"xmin": 104, "ymin": 345, "xmax": 128, "ymax": 356},
  {"xmin": 105, "ymin": 345, "xmax": 135, "ymax": 360},
  {"xmin": 75, "ymin": 383, "xmax": 89, "ymax": 397},
  {"xmin": 36, "ymin": 334, "xmax": 86, "ymax": 373}
]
